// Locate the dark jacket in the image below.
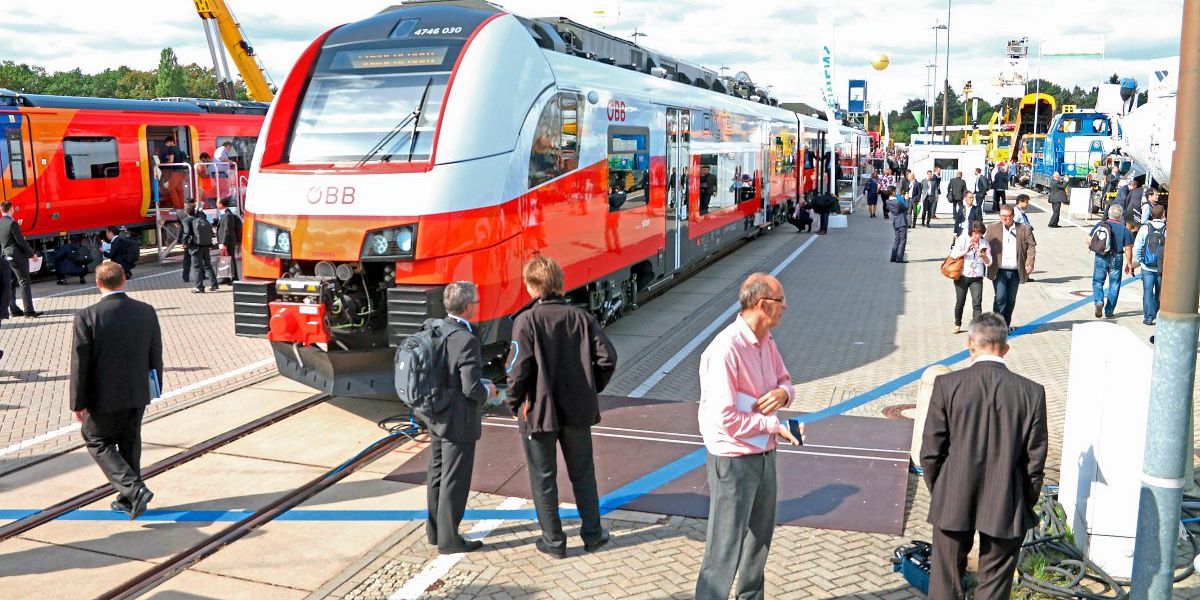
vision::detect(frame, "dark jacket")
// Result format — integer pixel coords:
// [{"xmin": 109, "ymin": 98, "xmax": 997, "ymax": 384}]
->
[
  {"xmin": 105, "ymin": 236, "xmax": 135, "ymax": 271},
  {"xmin": 217, "ymin": 209, "xmax": 243, "ymax": 248},
  {"xmin": 955, "ymin": 204, "xmax": 984, "ymax": 236},
  {"xmin": 931, "ymin": 172, "xmax": 942, "ymax": 198},
  {"xmin": 992, "ymin": 170, "xmax": 1009, "ymax": 191},
  {"xmin": 180, "ymin": 213, "xmax": 213, "ymax": 249},
  {"xmin": 0, "ymin": 255, "xmax": 10, "ymax": 321},
  {"xmin": 51, "ymin": 243, "xmax": 89, "ymax": 276},
  {"xmin": 424, "ymin": 318, "xmax": 488, "ymax": 443},
  {"xmin": 505, "ymin": 296, "xmax": 618, "ymax": 433},
  {"xmin": 973, "ymin": 173, "xmax": 989, "ymax": 195},
  {"xmin": 947, "ymin": 177, "xmax": 967, "ymax": 202},
  {"xmin": 0, "ymin": 215, "xmax": 34, "ymax": 261},
  {"xmin": 70, "ymin": 293, "xmax": 164, "ymax": 413},
  {"xmin": 921, "ymin": 360, "xmax": 1048, "ymax": 538},
  {"xmin": 1047, "ymin": 179, "xmax": 1068, "ymax": 204}
]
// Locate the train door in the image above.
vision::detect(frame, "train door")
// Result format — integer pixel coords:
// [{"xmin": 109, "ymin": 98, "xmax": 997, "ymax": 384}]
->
[
  {"xmin": 1, "ymin": 115, "xmax": 38, "ymax": 228},
  {"xmin": 663, "ymin": 108, "xmax": 690, "ymax": 274},
  {"xmin": 146, "ymin": 125, "xmax": 195, "ymax": 209},
  {"xmin": 759, "ymin": 121, "xmax": 771, "ymax": 222}
]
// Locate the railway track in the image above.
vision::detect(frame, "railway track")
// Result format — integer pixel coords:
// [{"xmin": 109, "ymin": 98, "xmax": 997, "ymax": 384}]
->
[{"xmin": 0, "ymin": 392, "xmax": 331, "ymax": 544}]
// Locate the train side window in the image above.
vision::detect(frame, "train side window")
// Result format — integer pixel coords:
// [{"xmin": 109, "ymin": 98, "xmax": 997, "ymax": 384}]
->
[
  {"xmin": 63, "ymin": 137, "xmax": 119, "ymax": 180},
  {"xmin": 528, "ymin": 92, "xmax": 582, "ymax": 188},
  {"xmin": 1057, "ymin": 118, "xmax": 1080, "ymax": 134},
  {"xmin": 215, "ymin": 136, "xmax": 258, "ymax": 171},
  {"xmin": 6, "ymin": 130, "xmax": 26, "ymax": 188},
  {"xmin": 606, "ymin": 127, "xmax": 649, "ymax": 212}
]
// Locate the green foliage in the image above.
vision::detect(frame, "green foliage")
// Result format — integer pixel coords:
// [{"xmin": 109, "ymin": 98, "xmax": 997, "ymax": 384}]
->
[{"xmin": 0, "ymin": 49, "xmax": 249, "ymax": 101}]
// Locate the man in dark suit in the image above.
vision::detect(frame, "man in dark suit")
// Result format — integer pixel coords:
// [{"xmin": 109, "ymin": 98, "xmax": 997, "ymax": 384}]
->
[
  {"xmin": 930, "ymin": 165, "xmax": 943, "ymax": 219},
  {"xmin": 70, "ymin": 261, "xmax": 164, "ymax": 519},
  {"xmin": 1047, "ymin": 172, "xmax": 1068, "ymax": 227},
  {"xmin": 991, "ymin": 165, "xmax": 1009, "ymax": 212},
  {"xmin": 947, "ymin": 171, "xmax": 967, "ymax": 224},
  {"xmin": 921, "ymin": 312, "xmax": 1048, "ymax": 600},
  {"xmin": 886, "ymin": 190, "xmax": 908, "ymax": 263},
  {"xmin": 216, "ymin": 198, "xmax": 243, "ymax": 282},
  {"xmin": 420, "ymin": 281, "xmax": 494, "ymax": 554},
  {"xmin": 921, "ymin": 170, "xmax": 938, "ymax": 227},
  {"xmin": 181, "ymin": 204, "xmax": 218, "ymax": 292},
  {"xmin": 0, "ymin": 201, "xmax": 40, "ymax": 318}
]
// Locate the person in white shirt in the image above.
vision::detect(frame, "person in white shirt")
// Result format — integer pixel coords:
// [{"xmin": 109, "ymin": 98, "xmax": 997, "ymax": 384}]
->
[
  {"xmin": 983, "ymin": 205, "xmax": 1036, "ymax": 329},
  {"xmin": 949, "ymin": 221, "xmax": 992, "ymax": 333},
  {"xmin": 213, "ymin": 141, "xmax": 234, "ymax": 177}
]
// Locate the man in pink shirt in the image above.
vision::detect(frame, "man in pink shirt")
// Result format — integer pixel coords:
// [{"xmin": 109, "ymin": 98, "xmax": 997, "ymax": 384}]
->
[{"xmin": 695, "ymin": 273, "xmax": 801, "ymax": 600}]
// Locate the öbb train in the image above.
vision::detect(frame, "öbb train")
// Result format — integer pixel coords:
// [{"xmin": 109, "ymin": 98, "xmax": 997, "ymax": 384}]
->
[{"xmin": 233, "ymin": 0, "xmax": 871, "ymax": 398}]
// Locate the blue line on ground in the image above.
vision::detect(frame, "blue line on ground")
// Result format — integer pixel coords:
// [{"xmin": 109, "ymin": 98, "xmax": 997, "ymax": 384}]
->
[{"xmin": 0, "ymin": 277, "xmax": 1135, "ymax": 524}]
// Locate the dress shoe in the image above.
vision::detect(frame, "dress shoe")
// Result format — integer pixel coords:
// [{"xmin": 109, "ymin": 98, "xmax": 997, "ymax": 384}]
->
[
  {"xmin": 895, "ymin": 259, "xmax": 908, "ymax": 263},
  {"xmin": 535, "ymin": 538, "xmax": 566, "ymax": 559},
  {"xmin": 584, "ymin": 529, "xmax": 611, "ymax": 552},
  {"xmin": 192, "ymin": 288, "xmax": 205, "ymax": 293},
  {"xmin": 9, "ymin": 309, "xmax": 23, "ymax": 317},
  {"xmin": 209, "ymin": 285, "xmax": 219, "ymax": 292},
  {"xmin": 1095, "ymin": 304, "xmax": 1104, "ymax": 318},
  {"xmin": 127, "ymin": 485, "xmax": 153, "ymax": 520},
  {"xmin": 111, "ymin": 494, "xmax": 132, "ymax": 514},
  {"xmin": 56, "ymin": 280, "xmax": 67, "ymax": 285},
  {"xmin": 23, "ymin": 311, "xmax": 41, "ymax": 318},
  {"xmin": 438, "ymin": 539, "xmax": 484, "ymax": 554}
]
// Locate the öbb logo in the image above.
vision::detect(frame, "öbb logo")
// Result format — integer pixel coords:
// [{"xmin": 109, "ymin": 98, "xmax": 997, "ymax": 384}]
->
[
  {"xmin": 306, "ymin": 186, "xmax": 357, "ymax": 204},
  {"xmin": 606, "ymin": 99, "xmax": 627, "ymax": 122}
]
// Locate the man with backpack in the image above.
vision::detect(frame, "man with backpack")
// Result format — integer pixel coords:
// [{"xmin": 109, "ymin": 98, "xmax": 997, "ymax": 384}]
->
[
  {"xmin": 1134, "ymin": 204, "xmax": 1167, "ymax": 325},
  {"xmin": 181, "ymin": 204, "xmax": 218, "ymax": 292},
  {"xmin": 396, "ymin": 282, "xmax": 494, "ymax": 554},
  {"xmin": 103, "ymin": 227, "xmax": 138, "ymax": 280},
  {"xmin": 52, "ymin": 236, "xmax": 91, "ymax": 285},
  {"xmin": 1088, "ymin": 204, "xmax": 1134, "ymax": 319}
]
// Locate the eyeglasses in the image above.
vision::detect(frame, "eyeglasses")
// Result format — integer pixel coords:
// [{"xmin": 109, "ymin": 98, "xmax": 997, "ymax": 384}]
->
[{"xmin": 762, "ymin": 297, "xmax": 787, "ymax": 304}]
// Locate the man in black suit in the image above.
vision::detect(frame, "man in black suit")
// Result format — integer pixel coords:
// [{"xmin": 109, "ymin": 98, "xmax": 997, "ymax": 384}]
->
[
  {"xmin": 0, "ymin": 251, "xmax": 10, "ymax": 362},
  {"xmin": 70, "ymin": 261, "xmax": 164, "ymax": 519},
  {"xmin": 0, "ymin": 201, "xmax": 40, "ymax": 318},
  {"xmin": 947, "ymin": 171, "xmax": 967, "ymax": 224},
  {"xmin": 920, "ymin": 312, "xmax": 1048, "ymax": 600},
  {"xmin": 991, "ymin": 165, "xmax": 1009, "ymax": 212},
  {"xmin": 930, "ymin": 165, "xmax": 943, "ymax": 219},
  {"xmin": 920, "ymin": 170, "xmax": 938, "ymax": 227},
  {"xmin": 181, "ymin": 204, "xmax": 219, "ymax": 292},
  {"xmin": 420, "ymin": 281, "xmax": 494, "ymax": 554},
  {"xmin": 216, "ymin": 198, "xmax": 243, "ymax": 282}
]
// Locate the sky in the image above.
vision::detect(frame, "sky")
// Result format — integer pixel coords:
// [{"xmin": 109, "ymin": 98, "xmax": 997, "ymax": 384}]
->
[{"xmin": 0, "ymin": 0, "xmax": 1185, "ymax": 112}]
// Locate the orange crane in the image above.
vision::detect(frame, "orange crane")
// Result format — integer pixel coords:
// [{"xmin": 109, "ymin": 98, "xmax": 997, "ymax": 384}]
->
[{"xmin": 192, "ymin": 0, "xmax": 275, "ymax": 102}]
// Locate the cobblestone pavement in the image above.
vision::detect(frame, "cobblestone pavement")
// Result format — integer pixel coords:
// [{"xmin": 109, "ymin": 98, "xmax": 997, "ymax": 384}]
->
[
  {"xmin": 0, "ymin": 251, "xmax": 274, "ymax": 470},
  {"xmin": 321, "ymin": 189, "xmax": 1200, "ymax": 600}
]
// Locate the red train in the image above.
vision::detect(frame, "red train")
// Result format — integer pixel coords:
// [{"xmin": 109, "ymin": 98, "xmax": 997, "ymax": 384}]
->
[
  {"xmin": 0, "ymin": 91, "xmax": 266, "ymax": 257},
  {"xmin": 233, "ymin": 1, "xmax": 871, "ymax": 398}
]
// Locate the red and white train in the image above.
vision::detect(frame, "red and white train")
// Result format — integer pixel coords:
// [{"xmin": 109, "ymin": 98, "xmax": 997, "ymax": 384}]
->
[
  {"xmin": 234, "ymin": 0, "xmax": 871, "ymax": 397},
  {"xmin": 0, "ymin": 92, "xmax": 265, "ymax": 254}
]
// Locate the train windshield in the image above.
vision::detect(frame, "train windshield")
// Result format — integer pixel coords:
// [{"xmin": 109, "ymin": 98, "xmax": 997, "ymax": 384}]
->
[{"xmin": 288, "ymin": 45, "xmax": 455, "ymax": 164}]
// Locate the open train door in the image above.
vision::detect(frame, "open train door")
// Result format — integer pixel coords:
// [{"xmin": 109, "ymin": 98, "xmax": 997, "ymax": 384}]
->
[
  {"xmin": 663, "ymin": 107, "xmax": 690, "ymax": 275},
  {"xmin": 1, "ymin": 114, "xmax": 38, "ymax": 229}
]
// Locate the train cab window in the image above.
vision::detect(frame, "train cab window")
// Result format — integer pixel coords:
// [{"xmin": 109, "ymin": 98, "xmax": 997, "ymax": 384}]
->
[
  {"xmin": 607, "ymin": 128, "xmax": 649, "ymax": 212},
  {"xmin": 1057, "ymin": 117, "xmax": 1081, "ymax": 134},
  {"xmin": 215, "ymin": 136, "xmax": 258, "ymax": 171},
  {"xmin": 1090, "ymin": 118, "xmax": 1110, "ymax": 134},
  {"xmin": 63, "ymin": 137, "xmax": 119, "ymax": 180},
  {"xmin": 528, "ymin": 92, "xmax": 582, "ymax": 188},
  {"xmin": 6, "ymin": 130, "xmax": 27, "ymax": 188}
]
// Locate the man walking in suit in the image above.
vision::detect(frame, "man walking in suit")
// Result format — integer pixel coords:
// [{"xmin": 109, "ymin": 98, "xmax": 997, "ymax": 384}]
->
[
  {"xmin": 420, "ymin": 281, "xmax": 494, "ymax": 554},
  {"xmin": 984, "ymin": 205, "xmax": 1036, "ymax": 329},
  {"xmin": 991, "ymin": 165, "xmax": 1009, "ymax": 212},
  {"xmin": 0, "ymin": 201, "xmax": 40, "ymax": 318},
  {"xmin": 954, "ymin": 191, "xmax": 984, "ymax": 238},
  {"xmin": 70, "ymin": 261, "xmax": 163, "ymax": 519},
  {"xmin": 695, "ymin": 273, "xmax": 801, "ymax": 600},
  {"xmin": 921, "ymin": 170, "xmax": 939, "ymax": 227},
  {"xmin": 1047, "ymin": 172, "xmax": 1068, "ymax": 227},
  {"xmin": 930, "ymin": 165, "xmax": 943, "ymax": 219},
  {"xmin": 886, "ymin": 190, "xmax": 908, "ymax": 263},
  {"xmin": 921, "ymin": 313, "xmax": 1048, "ymax": 600},
  {"xmin": 506, "ymin": 256, "xmax": 618, "ymax": 558},
  {"xmin": 216, "ymin": 198, "xmax": 243, "ymax": 282},
  {"xmin": 947, "ymin": 171, "xmax": 967, "ymax": 224}
]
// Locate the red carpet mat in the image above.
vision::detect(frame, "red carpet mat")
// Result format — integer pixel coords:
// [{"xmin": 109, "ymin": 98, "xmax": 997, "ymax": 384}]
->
[{"xmin": 385, "ymin": 396, "xmax": 912, "ymax": 535}]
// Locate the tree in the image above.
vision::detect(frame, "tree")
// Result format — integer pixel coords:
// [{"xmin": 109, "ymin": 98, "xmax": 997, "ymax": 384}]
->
[
  {"xmin": 155, "ymin": 48, "xmax": 187, "ymax": 98},
  {"xmin": 0, "ymin": 61, "xmax": 48, "ymax": 94}
]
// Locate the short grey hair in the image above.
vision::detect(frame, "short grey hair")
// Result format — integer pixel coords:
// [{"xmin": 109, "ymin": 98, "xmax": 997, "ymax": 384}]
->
[
  {"xmin": 443, "ymin": 281, "xmax": 479, "ymax": 316},
  {"xmin": 738, "ymin": 273, "xmax": 775, "ymax": 311},
  {"xmin": 968, "ymin": 313, "xmax": 1009, "ymax": 348},
  {"xmin": 1107, "ymin": 204, "xmax": 1124, "ymax": 220}
]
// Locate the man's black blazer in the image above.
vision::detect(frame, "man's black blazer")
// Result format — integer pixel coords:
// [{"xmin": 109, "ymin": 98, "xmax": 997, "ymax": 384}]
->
[
  {"xmin": 217, "ymin": 210, "xmax": 243, "ymax": 248},
  {"xmin": 947, "ymin": 177, "xmax": 967, "ymax": 202},
  {"xmin": 70, "ymin": 293, "xmax": 164, "ymax": 413},
  {"xmin": 0, "ymin": 215, "xmax": 34, "ymax": 261},
  {"xmin": 423, "ymin": 318, "xmax": 488, "ymax": 444},
  {"xmin": 920, "ymin": 360, "xmax": 1048, "ymax": 539}
]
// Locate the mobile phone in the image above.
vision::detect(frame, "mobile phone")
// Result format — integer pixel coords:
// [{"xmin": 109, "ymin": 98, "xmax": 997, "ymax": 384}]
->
[{"xmin": 786, "ymin": 419, "xmax": 805, "ymax": 446}]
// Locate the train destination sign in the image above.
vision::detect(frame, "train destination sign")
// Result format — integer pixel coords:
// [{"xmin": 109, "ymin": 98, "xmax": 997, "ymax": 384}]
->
[{"xmin": 335, "ymin": 47, "xmax": 449, "ymax": 70}]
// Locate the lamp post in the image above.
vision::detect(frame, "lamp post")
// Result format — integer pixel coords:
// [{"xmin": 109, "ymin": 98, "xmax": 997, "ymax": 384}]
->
[
  {"xmin": 931, "ymin": 22, "xmax": 947, "ymax": 142},
  {"xmin": 941, "ymin": 0, "xmax": 952, "ymax": 143}
]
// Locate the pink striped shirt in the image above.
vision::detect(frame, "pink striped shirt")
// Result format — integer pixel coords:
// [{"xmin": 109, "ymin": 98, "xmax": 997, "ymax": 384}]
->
[{"xmin": 698, "ymin": 316, "xmax": 794, "ymax": 456}]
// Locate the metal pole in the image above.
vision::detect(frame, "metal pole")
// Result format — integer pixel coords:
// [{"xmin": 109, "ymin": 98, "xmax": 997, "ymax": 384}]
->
[
  {"xmin": 932, "ymin": 26, "xmax": 940, "ymax": 139},
  {"xmin": 1131, "ymin": 2, "xmax": 1200, "ymax": 597},
  {"xmin": 941, "ymin": 0, "xmax": 951, "ymax": 143}
]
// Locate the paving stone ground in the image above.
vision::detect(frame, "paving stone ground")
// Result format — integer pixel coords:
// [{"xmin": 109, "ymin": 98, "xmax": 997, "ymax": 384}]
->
[
  {"xmin": 0, "ymin": 251, "xmax": 275, "ymax": 470},
  {"xmin": 322, "ymin": 189, "xmax": 1200, "ymax": 600}
]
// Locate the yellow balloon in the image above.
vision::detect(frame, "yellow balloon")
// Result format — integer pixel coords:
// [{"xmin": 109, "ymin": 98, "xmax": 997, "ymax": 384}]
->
[{"xmin": 871, "ymin": 54, "xmax": 890, "ymax": 71}]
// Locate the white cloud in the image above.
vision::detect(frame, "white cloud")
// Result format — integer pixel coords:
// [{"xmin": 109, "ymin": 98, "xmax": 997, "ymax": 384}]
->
[{"xmin": 4, "ymin": 0, "xmax": 1186, "ymax": 110}]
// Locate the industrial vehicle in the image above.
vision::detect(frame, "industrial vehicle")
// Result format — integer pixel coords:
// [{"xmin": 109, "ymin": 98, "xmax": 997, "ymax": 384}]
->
[
  {"xmin": 192, "ymin": 0, "xmax": 276, "ymax": 102},
  {"xmin": 1030, "ymin": 108, "xmax": 1115, "ymax": 190}
]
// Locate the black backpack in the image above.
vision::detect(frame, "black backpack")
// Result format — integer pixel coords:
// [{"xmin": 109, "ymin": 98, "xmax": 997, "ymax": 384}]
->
[
  {"xmin": 1124, "ymin": 200, "xmax": 1144, "ymax": 228},
  {"xmin": 393, "ymin": 319, "xmax": 449, "ymax": 414},
  {"xmin": 70, "ymin": 244, "xmax": 93, "ymax": 266},
  {"xmin": 124, "ymin": 234, "xmax": 141, "ymax": 264},
  {"xmin": 192, "ymin": 216, "xmax": 215, "ymax": 247},
  {"xmin": 1089, "ymin": 221, "xmax": 1113, "ymax": 256},
  {"xmin": 1143, "ymin": 224, "xmax": 1166, "ymax": 269}
]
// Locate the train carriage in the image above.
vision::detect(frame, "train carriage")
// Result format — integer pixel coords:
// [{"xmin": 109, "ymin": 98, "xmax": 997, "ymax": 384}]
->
[{"xmin": 234, "ymin": 0, "xmax": 867, "ymax": 398}]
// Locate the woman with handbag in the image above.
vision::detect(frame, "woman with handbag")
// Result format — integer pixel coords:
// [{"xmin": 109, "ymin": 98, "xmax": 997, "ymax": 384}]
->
[{"xmin": 948, "ymin": 220, "xmax": 991, "ymax": 333}]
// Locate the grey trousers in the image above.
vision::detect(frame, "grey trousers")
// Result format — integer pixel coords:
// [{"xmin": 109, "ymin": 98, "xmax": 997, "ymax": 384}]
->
[
  {"xmin": 81, "ymin": 407, "xmax": 145, "ymax": 500},
  {"xmin": 891, "ymin": 226, "xmax": 908, "ymax": 261},
  {"xmin": 425, "ymin": 436, "xmax": 476, "ymax": 551},
  {"xmin": 695, "ymin": 451, "xmax": 777, "ymax": 600}
]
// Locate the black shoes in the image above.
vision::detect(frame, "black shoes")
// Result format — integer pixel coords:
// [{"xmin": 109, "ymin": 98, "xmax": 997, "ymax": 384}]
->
[
  {"xmin": 111, "ymin": 494, "xmax": 132, "ymax": 514},
  {"xmin": 584, "ymin": 529, "xmax": 611, "ymax": 552},
  {"xmin": 127, "ymin": 485, "xmax": 153, "ymax": 520},
  {"xmin": 209, "ymin": 286, "xmax": 219, "ymax": 292},
  {"xmin": 79, "ymin": 276, "xmax": 86, "ymax": 284},
  {"xmin": 56, "ymin": 280, "xmax": 67, "ymax": 285},
  {"xmin": 9, "ymin": 309, "xmax": 23, "ymax": 317},
  {"xmin": 895, "ymin": 259, "xmax": 908, "ymax": 263},
  {"xmin": 23, "ymin": 311, "xmax": 41, "ymax": 318},
  {"xmin": 535, "ymin": 538, "xmax": 567, "ymax": 559},
  {"xmin": 192, "ymin": 288, "xmax": 205, "ymax": 293},
  {"xmin": 438, "ymin": 539, "xmax": 484, "ymax": 554}
]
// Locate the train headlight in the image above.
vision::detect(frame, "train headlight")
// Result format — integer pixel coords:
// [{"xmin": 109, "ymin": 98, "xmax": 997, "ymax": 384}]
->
[
  {"xmin": 253, "ymin": 222, "xmax": 292, "ymax": 258},
  {"xmin": 361, "ymin": 225, "xmax": 416, "ymax": 261}
]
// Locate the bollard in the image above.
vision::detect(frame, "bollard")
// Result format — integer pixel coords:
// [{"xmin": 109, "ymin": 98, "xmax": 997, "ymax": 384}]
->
[{"xmin": 910, "ymin": 365, "xmax": 953, "ymax": 466}]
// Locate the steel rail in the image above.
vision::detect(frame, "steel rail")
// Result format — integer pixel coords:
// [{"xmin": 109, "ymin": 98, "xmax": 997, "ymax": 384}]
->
[{"xmin": 0, "ymin": 392, "xmax": 331, "ymax": 543}]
